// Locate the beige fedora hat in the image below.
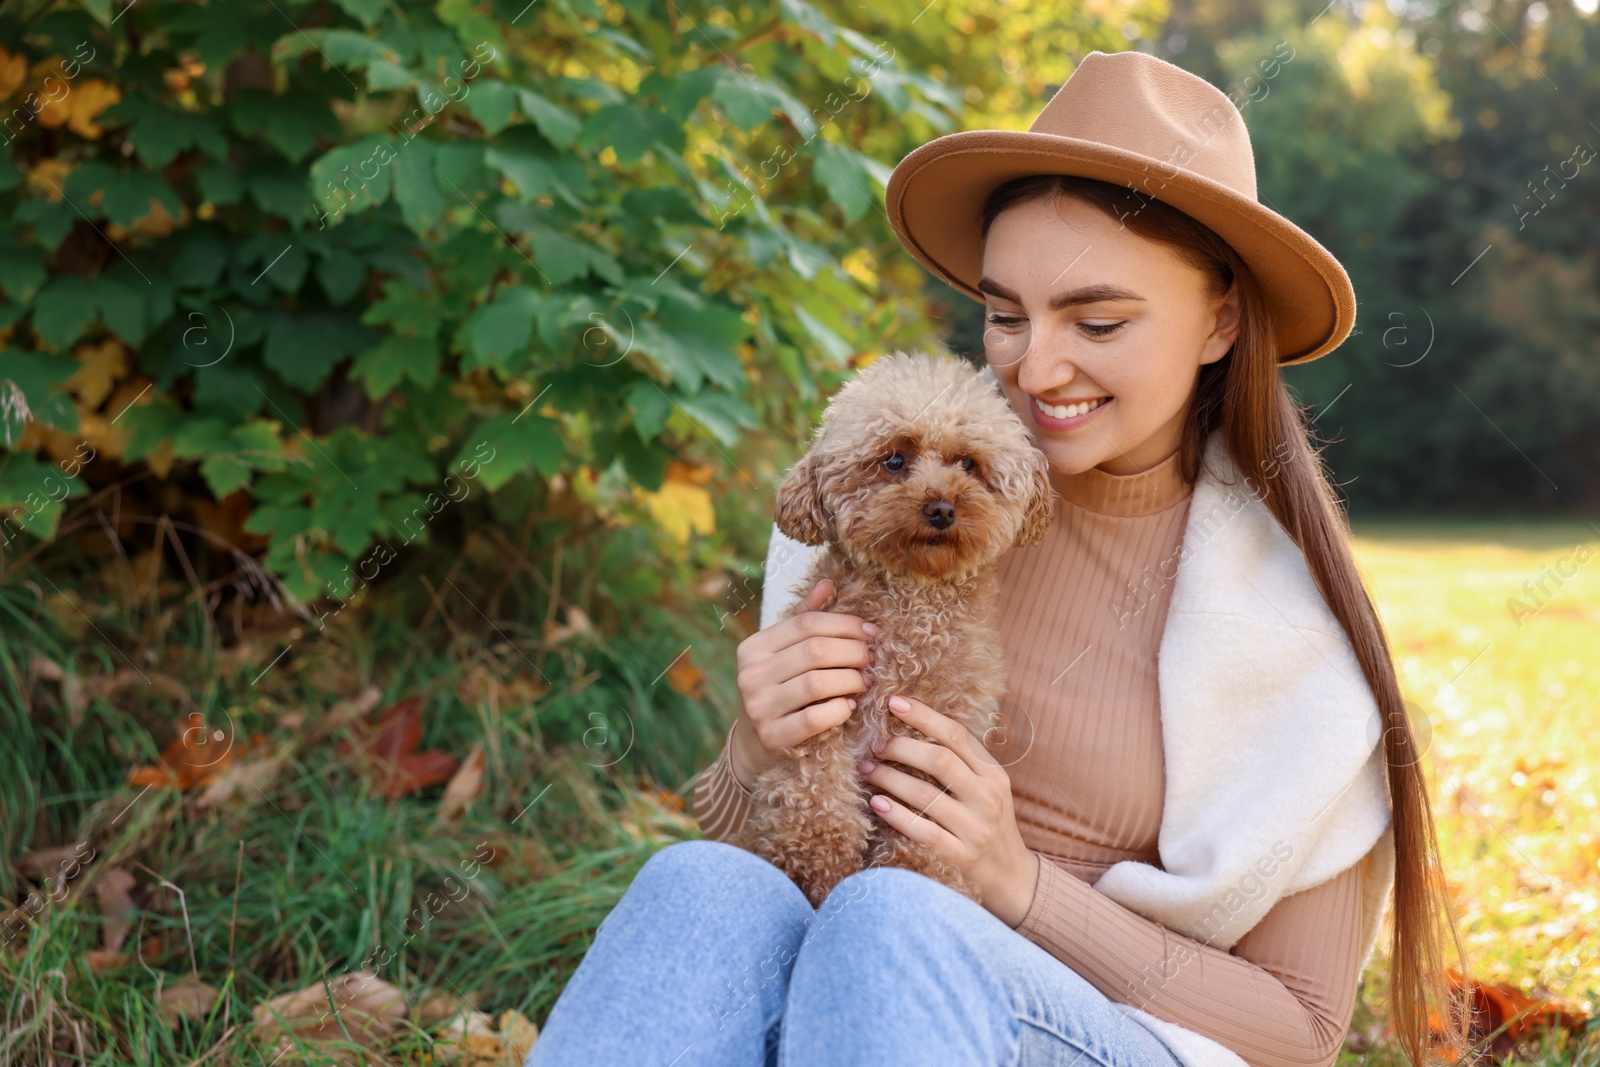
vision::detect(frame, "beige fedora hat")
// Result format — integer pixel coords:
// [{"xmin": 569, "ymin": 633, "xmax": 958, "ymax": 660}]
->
[{"xmin": 884, "ymin": 49, "xmax": 1356, "ymax": 365}]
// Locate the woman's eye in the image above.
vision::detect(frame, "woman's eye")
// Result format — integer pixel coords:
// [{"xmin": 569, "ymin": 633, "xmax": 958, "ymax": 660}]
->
[
  {"xmin": 1081, "ymin": 322, "xmax": 1125, "ymax": 338},
  {"xmin": 959, "ymin": 457, "xmax": 975, "ymax": 472},
  {"xmin": 985, "ymin": 314, "xmax": 1024, "ymax": 328},
  {"xmin": 883, "ymin": 452, "xmax": 906, "ymax": 472}
]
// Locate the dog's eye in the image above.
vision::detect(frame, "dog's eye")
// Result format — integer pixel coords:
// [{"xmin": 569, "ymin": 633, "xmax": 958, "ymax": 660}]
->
[
  {"xmin": 883, "ymin": 452, "xmax": 906, "ymax": 473},
  {"xmin": 959, "ymin": 457, "xmax": 975, "ymax": 473}
]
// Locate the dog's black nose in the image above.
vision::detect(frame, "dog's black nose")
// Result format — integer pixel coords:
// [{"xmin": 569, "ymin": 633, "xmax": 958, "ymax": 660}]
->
[{"xmin": 923, "ymin": 500, "xmax": 955, "ymax": 529}]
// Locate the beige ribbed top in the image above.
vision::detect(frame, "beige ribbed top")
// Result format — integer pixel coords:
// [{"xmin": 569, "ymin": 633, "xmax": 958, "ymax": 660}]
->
[{"xmin": 694, "ymin": 444, "xmax": 1367, "ymax": 1067}]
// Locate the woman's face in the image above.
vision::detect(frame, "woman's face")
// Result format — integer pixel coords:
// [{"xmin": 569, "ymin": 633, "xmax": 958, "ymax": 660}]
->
[{"xmin": 979, "ymin": 195, "xmax": 1240, "ymax": 476}]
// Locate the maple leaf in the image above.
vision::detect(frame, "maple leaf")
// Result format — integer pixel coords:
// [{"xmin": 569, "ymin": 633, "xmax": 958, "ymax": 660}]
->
[
  {"xmin": 125, "ymin": 712, "xmax": 263, "ymax": 793},
  {"xmin": 336, "ymin": 696, "xmax": 459, "ymax": 799},
  {"xmin": 1428, "ymin": 967, "xmax": 1590, "ymax": 1063},
  {"xmin": 632, "ymin": 459, "xmax": 716, "ymax": 545}
]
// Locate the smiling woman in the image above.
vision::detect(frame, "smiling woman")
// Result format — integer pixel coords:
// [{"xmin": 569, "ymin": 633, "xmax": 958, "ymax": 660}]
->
[{"xmin": 524, "ymin": 49, "xmax": 1471, "ymax": 1067}]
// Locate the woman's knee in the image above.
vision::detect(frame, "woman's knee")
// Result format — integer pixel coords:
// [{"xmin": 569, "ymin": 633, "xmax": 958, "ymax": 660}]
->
[
  {"xmin": 808, "ymin": 866, "xmax": 972, "ymax": 948},
  {"xmin": 628, "ymin": 840, "xmax": 812, "ymax": 915}
]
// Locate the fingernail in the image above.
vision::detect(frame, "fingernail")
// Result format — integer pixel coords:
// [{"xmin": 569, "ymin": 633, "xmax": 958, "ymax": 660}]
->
[
  {"xmin": 847, "ymin": 697, "xmax": 858, "ymax": 710},
  {"xmin": 870, "ymin": 795, "xmax": 890, "ymax": 813},
  {"xmin": 889, "ymin": 695, "xmax": 910, "ymax": 712},
  {"xmin": 872, "ymin": 738, "xmax": 884, "ymax": 755},
  {"xmin": 862, "ymin": 622, "xmax": 880, "ymax": 638},
  {"xmin": 857, "ymin": 760, "xmax": 875, "ymax": 774}
]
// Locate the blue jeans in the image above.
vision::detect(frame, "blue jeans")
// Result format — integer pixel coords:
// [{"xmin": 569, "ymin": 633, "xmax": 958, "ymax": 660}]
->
[{"xmin": 525, "ymin": 839, "xmax": 1186, "ymax": 1067}]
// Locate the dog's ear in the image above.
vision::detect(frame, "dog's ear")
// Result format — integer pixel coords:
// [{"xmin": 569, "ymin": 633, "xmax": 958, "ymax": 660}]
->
[
  {"xmin": 774, "ymin": 450, "xmax": 833, "ymax": 545},
  {"xmin": 1015, "ymin": 451, "xmax": 1056, "ymax": 547}
]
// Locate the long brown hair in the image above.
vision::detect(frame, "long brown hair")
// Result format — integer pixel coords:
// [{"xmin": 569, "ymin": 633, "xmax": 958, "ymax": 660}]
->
[{"xmin": 980, "ymin": 174, "xmax": 1473, "ymax": 1066}]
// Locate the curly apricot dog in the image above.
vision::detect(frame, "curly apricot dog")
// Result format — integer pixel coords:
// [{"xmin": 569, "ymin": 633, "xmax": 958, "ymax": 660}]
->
[{"xmin": 734, "ymin": 350, "xmax": 1054, "ymax": 906}]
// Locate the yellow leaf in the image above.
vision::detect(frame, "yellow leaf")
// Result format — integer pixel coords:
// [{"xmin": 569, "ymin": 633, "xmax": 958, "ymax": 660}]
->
[
  {"xmin": 145, "ymin": 439, "xmax": 176, "ymax": 479},
  {"xmin": 70, "ymin": 339, "xmax": 127, "ymax": 409},
  {"xmin": 0, "ymin": 47, "xmax": 26, "ymax": 101},
  {"xmin": 27, "ymin": 158, "xmax": 74, "ymax": 201},
  {"xmin": 107, "ymin": 196, "xmax": 188, "ymax": 241},
  {"xmin": 634, "ymin": 461, "xmax": 717, "ymax": 544},
  {"xmin": 38, "ymin": 79, "xmax": 120, "ymax": 138}
]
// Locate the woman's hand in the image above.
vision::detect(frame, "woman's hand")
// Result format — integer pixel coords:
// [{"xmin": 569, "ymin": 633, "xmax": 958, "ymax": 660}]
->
[
  {"xmin": 858, "ymin": 693, "xmax": 1041, "ymax": 928},
  {"xmin": 729, "ymin": 578, "xmax": 876, "ymax": 789}
]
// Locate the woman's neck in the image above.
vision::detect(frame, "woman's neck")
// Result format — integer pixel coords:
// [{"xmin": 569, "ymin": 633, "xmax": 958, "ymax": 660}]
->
[{"xmin": 1047, "ymin": 444, "xmax": 1192, "ymax": 517}]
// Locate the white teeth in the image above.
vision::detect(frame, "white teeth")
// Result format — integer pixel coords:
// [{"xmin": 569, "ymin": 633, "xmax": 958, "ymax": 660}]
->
[{"xmin": 1039, "ymin": 396, "xmax": 1107, "ymax": 419}]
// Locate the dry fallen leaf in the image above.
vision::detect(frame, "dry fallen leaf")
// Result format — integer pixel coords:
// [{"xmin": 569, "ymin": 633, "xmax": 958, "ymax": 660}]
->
[
  {"xmin": 195, "ymin": 742, "xmax": 289, "ymax": 809},
  {"xmin": 437, "ymin": 743, "xmax": 485, "ymax": 827},
  {"xmin": 497, "ymin": 1009, "xmax": 539, "ymax": 1063},
  {"xmin": 455, "ymin": 664, "xmax": 549, "ymax": 710},
  {"xmin": 664, "ymin": 650, "xmax": 704, "ymax": 699},
  {"xmin": 126, "ymin": 712, "xmax": 262, "ymax": 793},
  {"xmin": 1427, "ymin": 967, "xmax": 1591, "ymax": 1062},
  {"xmin": 81, "ymin": 947, "xmax": 128, "ymax": 973},
  {"xmin": 95, "ymin": 868, "xmax": 136, "ymax": 953},
  {"xmin": 335, "ymin": 696, "xmax": 459, "ymax": 799},
  {"xmin": 156, "ymin": 972, "xmax": 220, "ymax": 1027},
  {"xmin": 253, "ymin": 972, "xmax": 407, "ymax": 1050},
  {"xmin": 427, "ymin": 1007, "xmax": 539, "ymax": 1067},
  {"xmin": 416, "ymin": 990, "xmax": 478, "ymax": 1028}
]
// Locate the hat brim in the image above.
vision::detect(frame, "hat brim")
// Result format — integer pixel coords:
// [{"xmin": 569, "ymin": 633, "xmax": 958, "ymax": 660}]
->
[{"xmin": 884, "ymin": 130, "xmax": 1357, "ymax": 366}]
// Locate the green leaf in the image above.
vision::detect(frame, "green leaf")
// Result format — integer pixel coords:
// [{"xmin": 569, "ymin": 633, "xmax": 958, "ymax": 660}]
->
[
  {"xmin": 367, "ymin": 60, "xmax": 416, "ymax": 93},
  {"xmin": 62, "ymin": 162, "xmax": 184, "ymax": 227},
  {"xmin": 645, "ymin": 66, "xmax": 725, "ymax": 123},
  {"xmin": 484, "ymin": 145, "xmax": 555, "ymax": 201},
  {"xmin": 793, "ymin": 304, "xmax": 853, "ymax": 365},
  {"xmin": 250, "ymin": 167, "xmax": 314, "ymax": 221},
  {"xmin": 31, "ymin": 277, "xmax": 100, "ymax": 350},
  {"xmin": 625, "ymin": 379, "xmax": 673, "ymax": 440},
  {"xmin": 199, "ymin": 420, "xmax": 287, "ymax": 497},
  {"xmin": 711, "ymin": 76, "xmax": 818, "ymax": 139},
  {"xmin": 196, "ymin": 161, "xmax": 244, "ymax": 204},
  {"xmin": 263, "ymin": 313, "xmax": 379, "ymax": 391},
  {"xmin": 0, "ymin": 239, "xmax": 48, "ymax": 306},
  {"xmin": 316, "ymin": 248, "xmax": 368, "ymax": 304},
  {"xmin": 674, "ymin": 389, "xmax": 759, "ymax": 448},
  {"xmin": 391, "ymin": 138, "xmax": 444, "ymax": 234},
  {"xmin": 231, "ymin": 90, "xmax": 342, "ymax": 163},
  {"xmin": 464, "ymin": 80, "xmax": 520, "ymax": 135},
  {"xmin": 363, "ymin": 278, "xmax": 441, "ymax": 337},
  {"xmin": 0, "ymin": 455, "xmax": 85, "ymax": 540},
  {"xmin": 575, "ymin": 104, "xmax": 684, "ymax": 165},
  {"xmin": 96, "ymin": 278, "xmax": 148, "ymax": 346},
  {"xmin": 14, "ymin": 200, "xmax": 76, "ymax": 253},
  {"xmin": 194, "ymin": 361, "xmax": 266, "ymax": 422},
  {"xmin": 516, "ymin": 89, "xmax": 581, "ymax": 148},
  {"xmin": 465, "ymin": 286, "xmax": 542, "ymax": 369},
  {"xmin": 309, "ymin": 137, "xmax": 396, "ymax": 220},
  {"xmin": 170, "ymin": 228, "xmax": 229, "ymax": 288},
  {"xmin": 332, "ymin": 0, "xmax": 390, "ymax": 29},
  {"xmin": 0, "ymin": 352, "xmax": 78, "ymax": 438},
  {"xmin": 118, "ymin": 102, "xmax": 227, "ymax": 168},
  {"xmin": 808, "ymin": 140, "xmax": 877, "ymax": 223},
  {"xmin": 462, "ymin": 411, "xmax": 564, "ymax": 490},
  {"xmin": 351, "ymin": 334, "xmax": 441, "ymax": 397}
]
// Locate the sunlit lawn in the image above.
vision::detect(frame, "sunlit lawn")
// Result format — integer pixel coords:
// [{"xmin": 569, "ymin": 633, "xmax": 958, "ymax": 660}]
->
[{"xmin": 1343, "ymin": 518, "xmax": 1600, "ymax": 1065}]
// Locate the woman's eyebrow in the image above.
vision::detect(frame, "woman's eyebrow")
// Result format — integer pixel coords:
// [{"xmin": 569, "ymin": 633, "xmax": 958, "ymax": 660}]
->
[{"xmin": 978, "ymin": 277, "xmax": 1147, "ymax": 309}]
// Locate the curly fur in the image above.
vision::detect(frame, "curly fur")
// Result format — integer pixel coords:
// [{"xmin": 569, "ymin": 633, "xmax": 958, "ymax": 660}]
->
[{"xmin": 733, "ymin": 350, "xmax": 1055, "ymax": 907}]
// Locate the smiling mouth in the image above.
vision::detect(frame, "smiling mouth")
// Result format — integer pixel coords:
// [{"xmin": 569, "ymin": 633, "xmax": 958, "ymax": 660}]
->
[{"xmin": 1030, "ymin": 394, "xmax": 1113, "ymax": 429}]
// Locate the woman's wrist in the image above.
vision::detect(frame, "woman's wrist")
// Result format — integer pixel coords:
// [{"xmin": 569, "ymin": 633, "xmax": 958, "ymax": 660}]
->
[
  {"xmin": 987, "ymin": 850, "xmax": 1042, "ymax": 929},
  {"xmin": 727, "ymin": 717, "xmax": 769, "ymax": 791}
]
